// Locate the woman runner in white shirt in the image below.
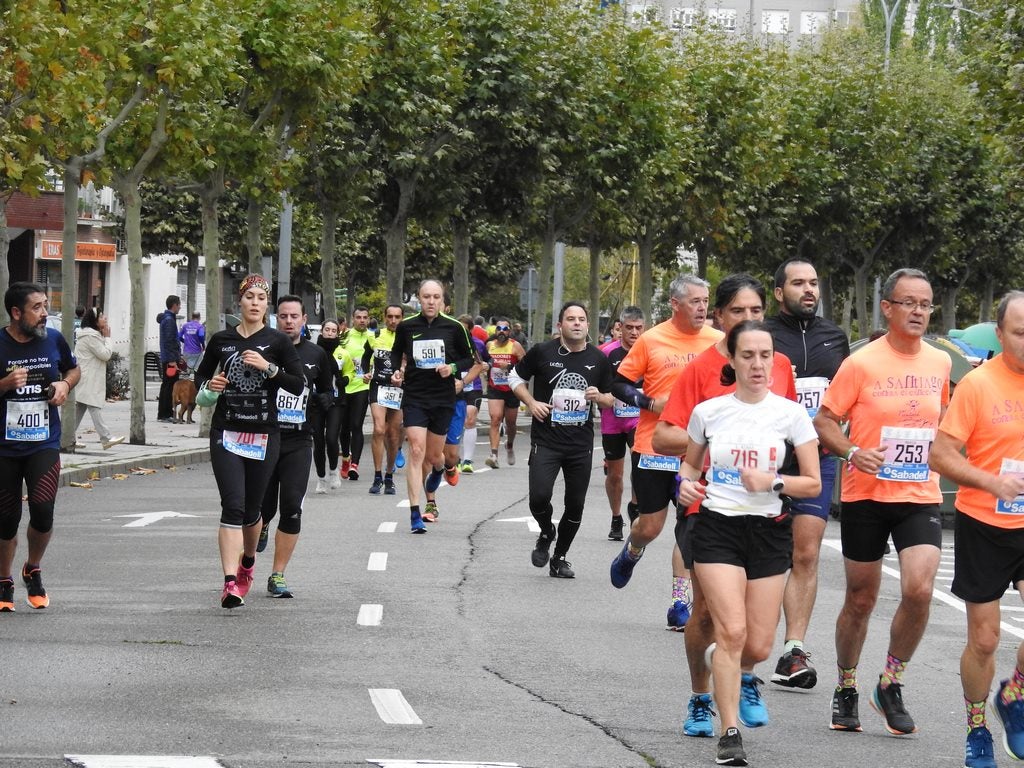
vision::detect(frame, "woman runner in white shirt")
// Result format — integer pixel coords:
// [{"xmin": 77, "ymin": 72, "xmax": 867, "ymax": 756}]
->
[{"xmin": 676, "ymin": 320, "xmax": 820, "ymax": 766}]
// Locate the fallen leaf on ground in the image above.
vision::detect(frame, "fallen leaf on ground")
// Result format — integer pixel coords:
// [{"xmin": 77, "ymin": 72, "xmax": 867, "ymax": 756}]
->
[
  {"xmin": 112, "ymin": 473, "xmax": 129, "ymax": 480},
  {"xmin": 69, "ymin": 481, "xmax": 93, "ymax": 489}
]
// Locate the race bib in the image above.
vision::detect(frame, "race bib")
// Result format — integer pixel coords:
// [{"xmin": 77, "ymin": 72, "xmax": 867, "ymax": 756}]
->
[
  {"xmin": 223, "ymin": 430, "xmax": 269, "ymax": 461},
  {"xmin": 5, "ymin": 401, "xmax": 49, "ymax": 442},
  {"xmin": 413, "ymin": 339, "xmax": 445, "ymax": 369},
  {"xmin": 709, "ymin": 436, "xmax": 779, "ymax": 488},
  {"xmin": 795, "ymin": 376, "xmax": 829, "ymax": 417},
  {"xmin": 878, "ymin": 426, "xmax": 934, "ymax": 483},
  {"xmin": 276, "ymin": 386, "xmax": 309, "ymax": 425},
  {"xmin": 550, "ymin": 388, "xmax": 588, "ymax": 425},
  {"xmin": 376, "ymin": 385, "xmax": 403, "ymax": 410},
  {"xmin": 612, "ymin": 399, "xmax": 641, "ymax": 418},
  {"xmin": 996, "ymin": 458, "xmax": 1024, "ymax": 515},
  {"xmin": 490, "ymin": 367, "xmax": 509, "ymax": 386},
  {"xmin": 637, "ymin": 453, "xmax": 680, "ymax": 472}
]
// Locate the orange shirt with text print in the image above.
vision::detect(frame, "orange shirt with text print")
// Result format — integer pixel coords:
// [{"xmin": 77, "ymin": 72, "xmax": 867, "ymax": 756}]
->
[
  {"xmin": 938, "ymin": 354, "xmax": 1024, "ymax": 528},
  {"xmin": 822, "ymin": 336, "xmax": 950, "ymax": 505},
  {"xmin": 617, "ymin": 320, "xmax": 722, "ymax": 456}
]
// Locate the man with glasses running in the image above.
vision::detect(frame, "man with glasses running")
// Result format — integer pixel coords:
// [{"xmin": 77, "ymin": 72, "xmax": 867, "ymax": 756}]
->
[{"xmin": 814, "ymin": 268, "xmax": 949, "ymax": 736}]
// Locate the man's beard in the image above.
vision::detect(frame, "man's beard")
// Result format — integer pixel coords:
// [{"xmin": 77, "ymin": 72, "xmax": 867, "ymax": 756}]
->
[
  {"xmin": 785, "ymin": 297, "xmax": 818, "ymax": 320},
  {"xmin": 18, "ymin": 317, "xmax": 46, "ymax": 339}
]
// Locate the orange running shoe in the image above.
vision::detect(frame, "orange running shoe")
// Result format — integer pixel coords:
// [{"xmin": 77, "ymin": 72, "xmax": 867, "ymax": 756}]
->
[
  {"xmin": 444, "ymin": 464, "xmax": 460, "ymax": 487},
  {"xmin": 21, "ymin": 564, "xmax": 48, "ymax": 609}
]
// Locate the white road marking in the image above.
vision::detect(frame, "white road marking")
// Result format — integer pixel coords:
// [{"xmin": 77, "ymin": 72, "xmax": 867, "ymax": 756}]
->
[
  {"xmin": 114, "ymin": 511, "xmax": 199, "ymax": 528},
  {"xmin": 358, "ymin": 604, "xmax": 383, "ymax": 626},
  {"xmin": 497, "ymin": 516, "xmax": 559, "ymax": 534},
  {"xmin": 822, "ymin": 539, "xmax": 1024, "ymax": 640},
  {"xmin": 367, "ymin": 761, "xmax": 519, "ymax": 767},
  {"xmin": 65, "ymin": 757, "xmax": 225, "ymax": 768},
  {"xmin": 378, "ymin": 522, "xmax": 397, "ymax": 533},
  {"xmin": 368, "ymin": 552, "xmax": 388, "ymax": 571},
  {"xmin": 368, "ymin": 688, "xmax": 423, "ymax": 724}
]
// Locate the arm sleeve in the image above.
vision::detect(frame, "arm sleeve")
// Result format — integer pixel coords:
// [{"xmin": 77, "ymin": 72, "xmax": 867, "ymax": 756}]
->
[{"xmin": 611, "ymin": 373, "xmax": 653, "ymax": 410}]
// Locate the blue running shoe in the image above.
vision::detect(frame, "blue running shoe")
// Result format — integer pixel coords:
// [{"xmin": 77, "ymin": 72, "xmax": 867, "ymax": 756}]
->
[
  {"xmin": 667, "ymin": 600, "xmax": 690, "ymax": 631},
  {"xmin": 683, "ymin": 693, "xmax": 715, "ymax": 738},
  {"xmin": 739, "ymin": 673, "xmax": 769, "ymax": 728},
  {"xmin": 610, "ymin": 539, "xmax": 644, "ymax": 589},
  {"xmin": 256, "ymin": 523, "xmax": 269, "ymax": 553},
  {"xmin": 995, "ymin": 680, "xmax": 1024, "ymax": 759},
  {"xmin": 424, "ymin": 467, "xmax": 444, "ymax": 493},
  {"xmin": 395, "ymin": 448, "xmax": 406, "ymax": 469},
  {"xmin": 965, "ymin": 726, "xmax": 997, "ymax": 768},
  {"xmin": 410, "ymin": 510, "xmax": 427, "ymax": 534}
]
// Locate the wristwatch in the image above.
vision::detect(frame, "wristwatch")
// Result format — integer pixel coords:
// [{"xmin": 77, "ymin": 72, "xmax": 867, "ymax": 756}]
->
[
  {"xmin": 772, "ymin": 474, "xmax": 785, "ymax": 493},
  {"xmin": 266, "ymin": 363, "xmax": 279, "ymax": 378}
]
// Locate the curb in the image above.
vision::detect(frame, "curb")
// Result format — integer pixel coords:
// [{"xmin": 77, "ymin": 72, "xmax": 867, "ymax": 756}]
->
[{"xmin": 59, "ymin": 448, "xmax": 211, "ymax": 487}]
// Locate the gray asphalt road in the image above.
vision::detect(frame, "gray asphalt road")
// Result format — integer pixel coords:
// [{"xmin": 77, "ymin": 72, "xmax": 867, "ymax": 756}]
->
[{"xmin": 0, "ymin": 438, "xmax": 1009, "ymax": 768}]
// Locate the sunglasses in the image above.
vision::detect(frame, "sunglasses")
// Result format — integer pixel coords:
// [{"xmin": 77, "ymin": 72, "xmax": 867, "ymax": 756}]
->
[{"xmin": 496, "ymin": 325, "xmax": 511, "ymax": 331}]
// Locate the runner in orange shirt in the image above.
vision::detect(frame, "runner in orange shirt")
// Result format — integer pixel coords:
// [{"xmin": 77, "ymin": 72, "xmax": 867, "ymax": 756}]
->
[
  {"xmin": 930, "ymin": 290, "xmax": 1024, "ymax": 767},
  {"xmin": 814, "ymin": 268, "xmax": 950, "ymax": 736},
  {"xmin": 608, "ymin": 274, "xmax": 722, "ymax": 630}
]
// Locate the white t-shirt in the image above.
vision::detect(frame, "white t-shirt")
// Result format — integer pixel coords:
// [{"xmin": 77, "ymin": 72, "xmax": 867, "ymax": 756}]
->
[{"xmin": 687, "ymin": 392, "xmax": 818, "ymax": 518}]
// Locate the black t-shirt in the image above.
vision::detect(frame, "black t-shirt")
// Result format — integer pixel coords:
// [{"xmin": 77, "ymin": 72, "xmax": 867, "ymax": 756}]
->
[
  {"xmin": 513, "ymin": 339, "xmax": 613, "ymax": 450},
  {"xmin": 277, "ymin": 339, "xmax": 334, "ymax": 436},
  {"xmin": 390, "ymin": 312, "xmax": 474, "ymax": 406},
  {"xmin": 195, "ymin": 325, "xmax": 304, "ymax": 433},
  {"xmin": 0, "ymin": 328, "xmax": 77, "ymax": 456}
]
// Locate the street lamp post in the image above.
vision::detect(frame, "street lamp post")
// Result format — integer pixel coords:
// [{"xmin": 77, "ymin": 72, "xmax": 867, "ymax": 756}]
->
[{"xmin": 880, "ymin": 0, "xmax": 903, "ymax": 73}]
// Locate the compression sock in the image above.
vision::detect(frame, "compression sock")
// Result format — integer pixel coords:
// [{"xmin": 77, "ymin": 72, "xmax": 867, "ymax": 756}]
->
[
  {"xmin": 1001, "ymin": 666, "xmax": 1024, "ymax": 704},
  {"xmin": 837, "ymin": 665, "xmax": 857, "ymax": 691},
  {"xmin": 879, "ymin": 652, "xmax": 907, "ymax": 689},
  {"xmin": 672, "ymin": 576, "xmax": 691, "ymax": 606},
  {"xmin": 965, "ymin": 696, "xmax": 987, "ymax": 730}
]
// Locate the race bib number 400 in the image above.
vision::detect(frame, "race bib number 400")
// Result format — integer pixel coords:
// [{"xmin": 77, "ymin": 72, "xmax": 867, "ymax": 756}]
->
[
  {"xmin": 412, "ymin": 339, "xmax": 445, "ymax": 369},
  {"xmin": 5, "ymin": 401, "xmax": 49, "ymax": 441},
  {"xmin": 223, "ymin": 431, "xmax": 269, "ymax": 461},
  {"xmin": 997, "ymin": 458, "xmax": 1024, "ymax": 515},
  {"xmin": 550, "ymin": 388, "xmax": 588, "ymax": 425},
  {"xmin": 878, "ymin": 426, "xmax": 934, "ymax": 483}
]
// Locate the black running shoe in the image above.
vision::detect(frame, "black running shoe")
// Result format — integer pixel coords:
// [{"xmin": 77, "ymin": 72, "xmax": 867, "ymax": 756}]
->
[
  {"xmin": 771, "ymin": 647, "xmax": 817, "ymax": 689},
  {"xmin": 532, "ymin": 532, "xmax": 554, "ymax": 567},
  {"xmin": 0, "ymin": 579, "xmax": 13, "ymax": 612},
  {"xmin": 549, "ymin": 556, "xmax": 575, "ymax": 578},
  {"xmin": 608, "ymin": 516, "xmax": 624, "ymax": 541},
  {"xmin": 871, "ymin": 678, "xmax": 917, "ymax": 734},
  {"xmin": 830, "ymin": 687, "xmax": 862, "ymax": 732},
  {"xmin": 716, "ymin": 727, "xmax": 747, "ymax": 766}
]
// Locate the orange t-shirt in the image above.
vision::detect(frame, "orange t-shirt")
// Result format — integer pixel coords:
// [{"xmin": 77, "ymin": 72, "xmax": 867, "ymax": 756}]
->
[
  {"xmin": 938, "ymin": 354, "xmax": 1024, "ymax": 528},
  {"xmin": 822, "ymin": 336, "xmax": 951, "ymax": 504},
  {"xmin": 617, "ymin": 320, "xmax": 722, "ymax": 455}
]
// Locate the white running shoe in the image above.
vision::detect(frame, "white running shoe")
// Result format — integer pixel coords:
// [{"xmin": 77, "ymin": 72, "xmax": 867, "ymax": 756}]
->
[
  {"xmin": 315, "ymin": 479, "xmax": 328, "ymax": 494},
  {"xmin": 329, "ymin": 474, "xmax": 342, "ymax": 490}
]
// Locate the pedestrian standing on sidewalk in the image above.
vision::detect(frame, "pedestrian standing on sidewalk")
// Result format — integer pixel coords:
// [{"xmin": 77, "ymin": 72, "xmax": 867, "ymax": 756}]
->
[
  {"xmin": 179, "ymin": 311, "xmax": 206, "ymax": 373},
  {"xmin": 71, "ymin": 308, "xmax": 124, "ymax": 450},
  {"xmin": 0, "ymin": 282, "xmax": 80, "ymax": 611},
  {"xmin": 157, "ymin": 295, "xmax": 181, "ymax": 423},
  {"xmin": 194, "ymin": 275, "xmax": 304, "ymax": 609}
]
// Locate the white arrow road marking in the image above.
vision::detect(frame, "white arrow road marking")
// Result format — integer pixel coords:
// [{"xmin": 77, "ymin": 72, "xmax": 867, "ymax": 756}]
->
[
  {"xmin": 497, "ymin": 516, "xmax": 558, "ymax": 534},
  {"xmin": 115, "ymin": 511, "xmax": 199, "ymax": 528},
  {"xmin": 367, "ymin": 761, "xmax": 519, "ymax": 767},
  {"xmin": 65, "ymin": 757, "xmax": 225, "ymax": 768},
  {"xmin": 823, "ymin": 539, "xmax": 1024, "ymax": 640},
  {"xmin": 358, "ymin": 604, "xmax": 383, "ymax": 626},
  {"xmin": 368, "ymin": 688, "xmax": 422, "ymax": 724},
  {"xmin": 378, "ymin": 522, "xmax": 397, "ymax": 533},
  {"xmin": 368, "ymin": 552, "xmax": 388, "ymax": 571}
]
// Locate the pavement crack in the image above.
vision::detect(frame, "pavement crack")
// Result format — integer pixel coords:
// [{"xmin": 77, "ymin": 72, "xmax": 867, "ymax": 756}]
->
[
  {"xmin": 454, "ymin": 494, "xmax": 528, "ymax": 616},
  {"xmin": 483, "ymin": 665, "xmax": 664, "ymax": 768}
]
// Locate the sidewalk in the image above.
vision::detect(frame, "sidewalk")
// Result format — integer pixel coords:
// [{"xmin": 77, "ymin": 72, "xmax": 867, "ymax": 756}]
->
[
  {"xmin": 59, "ymin": 397, "xmax": 535, "ymax": 487},
  {"xmin": 59, "ymin": 397, "xmax": 210, "ymax": 487}
]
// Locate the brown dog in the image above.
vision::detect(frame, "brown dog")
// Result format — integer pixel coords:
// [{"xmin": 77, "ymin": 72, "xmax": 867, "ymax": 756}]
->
[{"xmin": 172, "ymin": 378, "xmax": 197, "ymax": 424}]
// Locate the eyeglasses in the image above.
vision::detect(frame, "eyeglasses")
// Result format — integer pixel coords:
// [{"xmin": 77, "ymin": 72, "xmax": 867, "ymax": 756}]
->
[
  {"xmin": 887, "ymin": 299, "xmax": 934, "ymax": 313},
  {"xmin": 496, "ymin": 325, "xmax": 510, "ymax": 331}
]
